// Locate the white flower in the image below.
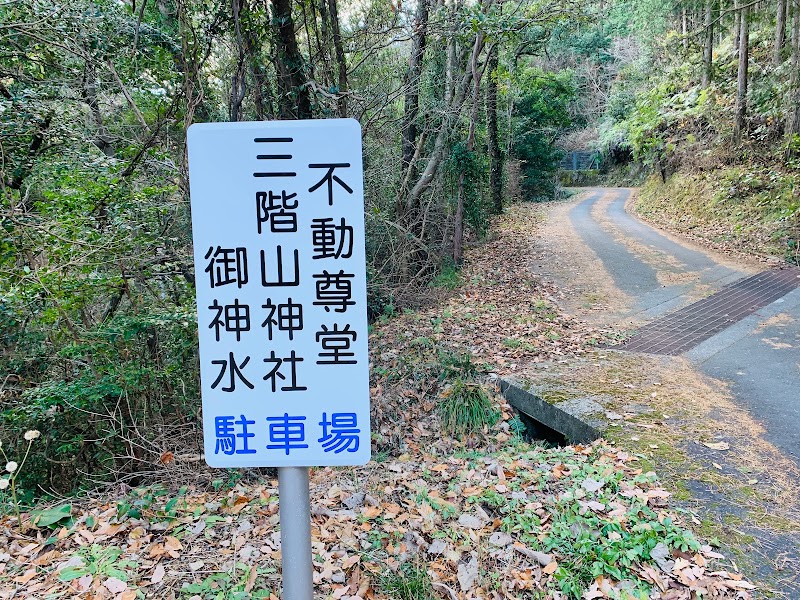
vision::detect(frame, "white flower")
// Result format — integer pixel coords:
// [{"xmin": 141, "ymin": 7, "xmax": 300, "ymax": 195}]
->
[
  {"xmin": 0, "ymin": 478, "xmax": 9, "ymax": 490},
  {"xmin": 24, "ymin": 430, "xmax": 41, "ymax": 441},
  {"xmin": 5, "ymin": 462, "xmax": 17, "ymax": 473}
]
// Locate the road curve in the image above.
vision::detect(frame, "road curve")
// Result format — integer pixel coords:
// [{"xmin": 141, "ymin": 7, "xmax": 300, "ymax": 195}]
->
[{"xmin": 567, "ymin": 188, "xmax": 800, "ymax": 465}]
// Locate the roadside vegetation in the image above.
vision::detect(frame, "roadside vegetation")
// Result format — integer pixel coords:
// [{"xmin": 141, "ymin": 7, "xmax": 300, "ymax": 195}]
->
[
  {"xmin": 2, "ymin": 0, "xmax": 796, "ymax": 597},
  {"xmin": 586, "ymin": 1, "xmax": 800, "ymax": 263},
  {"xmin": 1, "ymin": 205, "xmax": 757, "ymax": 599}
]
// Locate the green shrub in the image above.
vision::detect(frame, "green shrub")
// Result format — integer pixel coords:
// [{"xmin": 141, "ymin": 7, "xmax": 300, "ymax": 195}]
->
[
  {"xmin": 438, "ymin": 378, "xmax": 500, "ymax": 438},
  {"xmin": 512, "ymin": 68, "xmax": 577, "ymax": 201}
]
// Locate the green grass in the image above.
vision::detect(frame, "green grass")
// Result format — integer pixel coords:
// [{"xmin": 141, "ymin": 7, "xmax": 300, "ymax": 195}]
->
[
  {"xmin": 379, "ymin": 562, "xmax": 433, "ymax": 600},
  {"xmin": 429, "ymin": 262, "xmax": 462, "ymax": 289},
  {"xmin": 438, "ymin": 378, "xmax": 501, "ymax": 438}
]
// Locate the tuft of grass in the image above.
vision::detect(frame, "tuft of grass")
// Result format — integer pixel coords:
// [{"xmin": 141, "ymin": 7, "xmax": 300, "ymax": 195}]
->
[
  {"xmin": 429, "ymin": 262, "xmax": 462, "ymax": 289},
  {"xmin": 439, "ymin": 378, "xmax": 501, "ymax": 438},
  {"xmin": 379, "ymin": 562, "xmax": 433, "ymax": 600},
  {"xmin": 436, "ymin": 349, "xmax": 486, "ymax": 381},
  {"xmin": 509, "ymin": 414, "xmax": 528, "ymax": 439}
]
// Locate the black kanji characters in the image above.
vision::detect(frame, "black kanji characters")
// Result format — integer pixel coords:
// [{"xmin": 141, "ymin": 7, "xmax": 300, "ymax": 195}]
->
[
  {"xmin": 316, "ymin": 324, "xmax": 357, "ymax": 364},
  {"xmin": 263, "ymin": 350, "xmax": 307, "ymax": 392},
  {"xmin": 313, "ymin": 270, "xmax": 354, "ymax": 313},
  {"xmin": 256, "ymin": 191, "xmax": 298, "ymax": 234},
  {"xmin": 261, "ymin": 298, "xmax": 304, "ymax": 340},
  {"xmin": 260, "ymin": 246, "xmax": 300, "ymax": 287},
  {"xmin": 211, "ymin": 352, "xmax": 255, "ymax": 392},
  {"xmin": 208, "ymin": 299, "xmax": 251, "ymax": 341},
  {"xmin": 205, "ymin": 246, "xmax": 248, "ymax": 288},
  {"xmin": 308, "ymin": 163, "xmax": 353, "ymax": 206},
  {"xmin": 311, "ymin": 217, "xmax": 353, "ymax": 259}
]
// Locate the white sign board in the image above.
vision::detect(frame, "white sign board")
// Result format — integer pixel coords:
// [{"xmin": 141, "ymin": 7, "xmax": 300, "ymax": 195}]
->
[{"xmin": 187, "ymin": 119, "xmax": 370, "ymax": 468}]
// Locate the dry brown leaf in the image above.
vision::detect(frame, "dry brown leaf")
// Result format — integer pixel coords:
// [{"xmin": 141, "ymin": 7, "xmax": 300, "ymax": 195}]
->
[
  {"xmin": 150, "ymin": 563, "xmax": 166, "ymax": 585},
  {"xmin": 102, "ymin": 577, "xmax": 127, "ymax": 594},
  {"xmin": 13, "ymin": 569, "xmax": 37, "ymax": 584},
  {"xmin": 244, "ymin": 565, "xmax": 257, "ymax": 593},
  {"xmin": 701, "ymin": 441, "xmax": 730, "ymax": 451}
]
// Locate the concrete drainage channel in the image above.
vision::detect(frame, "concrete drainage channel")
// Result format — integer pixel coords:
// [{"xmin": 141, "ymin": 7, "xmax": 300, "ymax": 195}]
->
[{"xmin": 498, "ymin": 378, "xmax": 601, "ymax": 446}]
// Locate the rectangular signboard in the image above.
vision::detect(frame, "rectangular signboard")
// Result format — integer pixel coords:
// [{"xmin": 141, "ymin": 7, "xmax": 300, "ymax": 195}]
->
[{"xmin": 187, "ymin": 119, "xmax": 370, "ymax": 468}]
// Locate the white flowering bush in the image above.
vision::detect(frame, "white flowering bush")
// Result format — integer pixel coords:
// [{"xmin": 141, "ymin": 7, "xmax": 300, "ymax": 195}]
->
[{"xmin": 0, "ymin": 430, "xmax": 41, "ymax": 523}]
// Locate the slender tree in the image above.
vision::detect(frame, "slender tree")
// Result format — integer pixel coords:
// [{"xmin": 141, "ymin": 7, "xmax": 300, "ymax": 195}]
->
[
  {"xmin": 229, "ymin": 0, "xmax": 247, "ymax": 121},
  {"xmin": 454, "ymin": 34, "xmax": 491, "ymax": 265},
  {"xmin": 786, "ymin": 0, "xmax": 800, "ymax": 145},
  {"xmin": 734, "ymin": 3, "xmax": 749, "ymax": 143},
  {"xmin": 328, "ymin": 0, "xmax": 348, "ymax": 117},
  {"xmin": 775, "ymin": 0, "xmax": 788, "ymax": 66},
  {"xmin": 682, "ymin": 7, "xmax": 689, "ymax": 50},
  {"xmin": 272, "ymin": 0, "xmax": 312, "ymax": 119},
  {"xmin": 486, "ymin": 43, "xmax": 502, "ymax": 215},
  {"xmin": 701, "ymin": 0, "xmax": 714, "ymax": 87},
  {"xmin": 401, "ymin": 0, "xmax": 430, "ymax": 174}
]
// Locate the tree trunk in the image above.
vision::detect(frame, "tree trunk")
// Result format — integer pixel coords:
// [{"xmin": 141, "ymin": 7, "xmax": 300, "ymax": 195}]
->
[
  {"xmin": 486, "ymin": 44, "xmax": 502, "ymax": 215},
  {"xmin": 454, "ymin": 36, "xmax": 488, "ymax": 266},
  {"xmin": 242, "ymin": 1, "xmax": 274, "ymax": 120},
  {"xmin": 229, "ymin": 0, "xmax": 247, "ymax": 121},
  {"xmin": 733, "ymin": 0, "xmax": 741, "ymax": 55},
  {"xmin": 7, "ymin": 114, "xmax": 52, "ymax": 191},
  {"xmin": 317, "ymin": 0, "xmax": 333, "ymax": 86},
  {"xmin": 83, "ymin": 59, "xmax": 114, "ymax": 156},
  {"xmin": 401, "ymin": 0, "xmax": 430, "ymax": 173},
  {"xmin": 775, "ymin": 0, "xmax": 788, "ymax": 65},
  {"xmin": 734, "ymin": 3, "xmax": 749, "ymax": 143},
  {"xmin": 327, "ymin": 0, "xmax": 348, "ymax": 118},
  {"xmin": 786, "ymin": 2, "xmax": 800, "ymax": 143},
  {"xmin": 404, "ymin": 38, "xmax": 478, "ymax": 216},
  {"xmin": 272, "ymin": 0, "xmax": 312, "ymax": 119},
  {"xmin": 682, "ymin": 7, "xmax": 689, "ymax": 50},
  {"xmin": 701, "ymin": 0, "xmax": 714, "ymax": 87},
  {"xmin": 250, "ymin": 54, "xmax": 274, "ymax": 120}
]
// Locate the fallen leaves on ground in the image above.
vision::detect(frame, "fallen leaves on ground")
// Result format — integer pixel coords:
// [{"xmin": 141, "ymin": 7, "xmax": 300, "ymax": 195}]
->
[
  {"xmin": 0, "ymin": 204, "xmax": 758, "ymax": 598},
  {"xmin": 372, "ymin": 204, "xmax": 609, "ymax": 372},
  {"xmin": 369, "ymin": 203, "xmax": 614, "ymax": 452},
  {"xmin": 0, "ymin": 438, "xmax": 754, "ymax": 599}
]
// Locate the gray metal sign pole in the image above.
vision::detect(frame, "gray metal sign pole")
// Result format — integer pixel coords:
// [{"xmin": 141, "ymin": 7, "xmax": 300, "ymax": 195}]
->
[{"xmin": 278, "ymin": 466, "xmax": 314, "ymax": 600}]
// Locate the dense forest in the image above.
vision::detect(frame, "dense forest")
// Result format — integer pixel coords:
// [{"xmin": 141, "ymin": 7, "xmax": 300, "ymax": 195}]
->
[{"xmin": 1, "ymin": 0, "xmax": 799, "ymax": 498}]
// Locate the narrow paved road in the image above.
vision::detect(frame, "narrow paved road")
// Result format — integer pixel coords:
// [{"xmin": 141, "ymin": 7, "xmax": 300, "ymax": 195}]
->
[{"xmin": 565, "ymin": 188, "xmax": 800, "ymax": 465}]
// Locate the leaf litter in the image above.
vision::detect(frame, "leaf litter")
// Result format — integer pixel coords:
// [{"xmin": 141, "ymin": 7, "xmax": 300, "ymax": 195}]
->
[
  {"xmin": 0, "ymin": 203, "xmax": 757, "ymax": 599},
  {"xmin": 0, "ymin": 437, "xmax": 756, "ymax": 599}
]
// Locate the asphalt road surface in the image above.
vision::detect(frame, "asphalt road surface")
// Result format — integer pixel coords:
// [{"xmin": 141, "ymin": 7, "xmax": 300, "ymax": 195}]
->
[{"xmin": 569, "ymin": 188, "xmax": 800, "ymax": 465}]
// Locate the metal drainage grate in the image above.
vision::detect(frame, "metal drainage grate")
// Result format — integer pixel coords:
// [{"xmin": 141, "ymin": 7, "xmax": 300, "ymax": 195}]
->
[{"xmin": 614, "ymin": 266, "xmax": 800, "ymax": 355}]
